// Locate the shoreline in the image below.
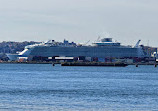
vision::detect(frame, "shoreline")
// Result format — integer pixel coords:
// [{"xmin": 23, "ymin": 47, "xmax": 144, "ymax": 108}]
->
[{"xmin": 0, "ymin": 61, "xmax": 157, "ymax": 66}]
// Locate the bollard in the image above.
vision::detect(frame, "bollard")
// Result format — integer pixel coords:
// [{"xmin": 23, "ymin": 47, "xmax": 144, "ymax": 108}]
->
[{"xmin": 136, "ymin": 64, "xmax": 138, "ymax": 67}]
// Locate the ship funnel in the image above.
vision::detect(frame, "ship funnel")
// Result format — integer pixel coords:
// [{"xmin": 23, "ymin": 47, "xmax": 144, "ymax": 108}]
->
[{"xmin": 134, "ymin": 40, "xmax": 141, "ymax": 48}]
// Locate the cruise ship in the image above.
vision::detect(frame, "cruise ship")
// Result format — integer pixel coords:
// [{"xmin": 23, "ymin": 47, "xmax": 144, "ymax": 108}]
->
[{"xmin": 7, "ymin": 38, "xmax": 147, "ymax": 61}]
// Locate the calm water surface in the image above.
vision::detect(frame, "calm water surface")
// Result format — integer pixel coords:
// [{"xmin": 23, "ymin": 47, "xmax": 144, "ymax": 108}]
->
[{"xmin": 0, "ymin": 64, "xmax": 158, "ymax": 111}]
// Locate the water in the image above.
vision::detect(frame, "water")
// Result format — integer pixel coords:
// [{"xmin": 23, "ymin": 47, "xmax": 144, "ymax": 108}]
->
[{"xmin": 0, "ymin": 64, "xmax": 158, "ymax": 111}]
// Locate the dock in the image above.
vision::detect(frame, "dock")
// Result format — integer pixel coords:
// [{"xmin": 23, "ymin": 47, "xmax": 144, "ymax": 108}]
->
[
  {"xmin": 0, "ymin": 61, "xmax": 157, "ymax": 67},
  {"xmin": 60, "ymin": 62, "xmax": 128, "ymax": 67}
]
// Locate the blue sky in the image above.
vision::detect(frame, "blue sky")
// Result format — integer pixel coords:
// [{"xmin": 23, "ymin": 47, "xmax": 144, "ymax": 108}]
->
[{"xmin": 0, "ymin": 0, "xmax": 158, "ymax": 47}]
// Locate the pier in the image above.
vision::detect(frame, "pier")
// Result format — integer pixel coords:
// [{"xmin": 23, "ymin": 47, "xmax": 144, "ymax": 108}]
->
[
  {"xmin": 60, "ymin": 62, "xmax": 128, "ymax": 67},
  {"xmin": 0, "ymin": 61, "xmax": 157, "ymax": 67}
]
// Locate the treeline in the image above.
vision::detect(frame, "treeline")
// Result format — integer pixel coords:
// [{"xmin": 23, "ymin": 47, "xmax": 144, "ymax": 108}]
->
[
  {"xmin": 0, "ymin": 41, "xmax": 39, "ymax": 61},
  {"xmin": 0, "ymin": 41, "xmax": 39, "ymax": 53}
]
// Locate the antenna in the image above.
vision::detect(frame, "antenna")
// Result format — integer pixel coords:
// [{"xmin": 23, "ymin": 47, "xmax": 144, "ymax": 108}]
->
[{"xmin": 147, "ymin": 40, "xmax": 149, "ymax": 46}]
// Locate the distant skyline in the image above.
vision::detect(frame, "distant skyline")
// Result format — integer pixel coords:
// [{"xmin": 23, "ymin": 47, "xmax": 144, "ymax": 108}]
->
[{"xmin": 0, "ymin": 0, "xmax": 158, "ymax": 47}]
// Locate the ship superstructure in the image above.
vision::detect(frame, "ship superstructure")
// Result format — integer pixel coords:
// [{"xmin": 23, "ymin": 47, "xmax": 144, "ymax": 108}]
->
[{"xmin": 7, "ymin": 38, "xmax": 147, "ymax": 61}]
